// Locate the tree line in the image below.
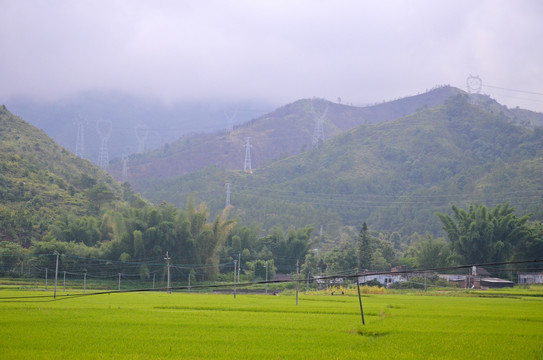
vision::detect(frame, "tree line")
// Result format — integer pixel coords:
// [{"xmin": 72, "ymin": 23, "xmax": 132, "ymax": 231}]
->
[{"xmin": 1, "ymin": 195, "xmax": 542, "ymax": 282}]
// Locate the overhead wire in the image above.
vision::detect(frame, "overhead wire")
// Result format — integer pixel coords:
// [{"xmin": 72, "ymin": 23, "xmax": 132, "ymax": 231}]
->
[{"xmin": 1, "ymin": 258, "xmax": 541, "ymax": 303}]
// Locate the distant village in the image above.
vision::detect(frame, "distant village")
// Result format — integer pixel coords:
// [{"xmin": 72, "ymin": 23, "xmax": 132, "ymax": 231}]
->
[{"xmin": 302, "ymin": 266, "xmax": 543, "ymax": 290}]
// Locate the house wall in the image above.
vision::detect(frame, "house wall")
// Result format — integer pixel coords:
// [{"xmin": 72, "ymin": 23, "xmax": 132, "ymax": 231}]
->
[{"xmin": 518, "ymin": 274, "xmax": 543, "ymax": 284}]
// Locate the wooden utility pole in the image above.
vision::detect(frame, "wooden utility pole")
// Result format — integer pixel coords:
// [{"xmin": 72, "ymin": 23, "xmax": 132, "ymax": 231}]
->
[
  {"xmin": 234, "ymin": 260, "xmax": 237, "ymax": 299},
  {"xmin": 238, "ymin": 252, "xmax": 241, "ymax": 284},
  {"xmin": 118, "ymin": 273, "xmax": 121, "ymax": 291},
  {"xmin": 265, "ymin": 261, "xmax": 268, "ymax": 295},
  {"xmin": 356, "ymin": 274, "xmax": 365, "ymax": 325},
  {"xmin": 164, "ymin": 251, "xmax": 171, "ymax": 294},
  {"xmin": 296, "ymin": 259, "xmax": 299, "ymax": 306},
  {"xmin": 54, "ymin": 253, "xmax": 59, "ymax": 299},
  {"xmin": 84, "ymin": 272, "xmax": 87, "ymax": 293},
  {"xmin": 424, "ymin": 272, "xmax": 427, "ymax": 292}
]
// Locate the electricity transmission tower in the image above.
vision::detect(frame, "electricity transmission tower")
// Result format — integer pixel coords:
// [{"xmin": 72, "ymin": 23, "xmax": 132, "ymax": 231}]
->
[
  {"xmin": 121, "ymin": 153, "xmax": 129, "ymax": 183},
  {"xmin": 243, "ymin": 137, "xmax": 252, "ymax": 173},
  {"xmin": 74, "ymin": 116, "xmax": 87, "ymax": 158},
  {"xmin": 311, "ymin": 98, "xmax": 328, "ymax": 149},
  {"xmin": 225, "ymin": 183, "xmax": 231, "ymax": 207},
  {"xmin": 466, "ymin": 75, "xmax": 482, "ymax": 94},
  {"xmin": 224, "ymin": 109, "xmax": 237, "ymax": 135},
  {"xmin": 135, "ymin": 125, "xmax": 149, "ymax": 153},
  {"xmin": 97, "ymin": 119, "xmax": 112, "ymax": 171}
]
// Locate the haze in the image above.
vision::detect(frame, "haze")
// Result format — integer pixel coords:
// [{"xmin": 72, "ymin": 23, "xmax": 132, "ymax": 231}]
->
[{"xmin": 1, "ymin": 0, "xmax": 542, "ymax": 111}]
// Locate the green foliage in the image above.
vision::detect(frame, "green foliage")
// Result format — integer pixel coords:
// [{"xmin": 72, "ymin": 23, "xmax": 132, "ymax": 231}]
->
[
  {"xmin": 0, "ymin": 242, "xmax": 27, "ymax": 275},
  {"xmin": 0, "ymin": 107, "xmax": 125, "ymax": 244},
  {"xmin": 245, "ymin": 259, "xmax": 276, "ymax": 281},
  {"xmin": 357, "ymin": 222, "xmax": 372, "ymax": 270},
  {"xmin": 408, "ymin": 233, "xmax": 452, "ymax": 269},
  {"xmin": 323, "ymin": 242, "xmax": 358, "ymax": 274},
  {"xmin": 437, "ymin": 203, "xmax": 532, "ymax": 265}
]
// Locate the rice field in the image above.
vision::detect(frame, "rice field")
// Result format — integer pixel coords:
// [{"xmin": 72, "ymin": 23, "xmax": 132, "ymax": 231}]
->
[{"xmin": 0, "ymin": 288, "xmax": 542, "ymax": 359}]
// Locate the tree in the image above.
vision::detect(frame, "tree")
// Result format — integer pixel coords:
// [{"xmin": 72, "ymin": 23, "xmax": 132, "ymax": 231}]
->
[
  {"xmin": 246, "ymin": 259, "xmax": 276, "ymax": 281},
  {"xmin": 86, "ymin": 183, "xmax": 116, "ymax": 212},
  {"xmin": 323, "ymin": 242, "xmax": 358, "ymax": 274},
  {"xmin": 513, "ymin": 221, "xmax": 543, "ymax": 265},
  {"xmin": 411, "ymin": 234, "xmax": 451, "ymax": 268},
  {"xmin": 437, "ymin": 203, "xmax": 531, "ymax": 264},
  {"xmin": 357, "ymin": 222, "xmax": 372, "ymax": 270}
]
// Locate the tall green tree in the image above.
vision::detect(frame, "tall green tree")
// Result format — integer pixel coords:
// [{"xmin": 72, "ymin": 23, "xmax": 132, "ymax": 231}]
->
[
  {"xmin": 358, "ymin": 222, "xmax": 372, "ymax": 270},
  {"xmin": 411, "ymin": 234, "xmax": 452, "ymax": 268},
  {"xmin": 437, "ymin": 203, "xmax": 531, "ymax": 264}
]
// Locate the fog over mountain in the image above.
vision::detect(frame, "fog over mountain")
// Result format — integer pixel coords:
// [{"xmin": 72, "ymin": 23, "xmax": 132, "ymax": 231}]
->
[{"xmin": 1, "ymin": 1, "xmax": 542, "ymax": 113}]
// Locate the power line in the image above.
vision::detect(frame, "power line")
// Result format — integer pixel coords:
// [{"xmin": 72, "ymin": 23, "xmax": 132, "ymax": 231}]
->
[
  {"xmin": 1, "ymin": 259, "xmax": 540, "ymax": 303},
  {"xmin": 484, "ymin": 84, "xmax": 543, "ymax": 97}
]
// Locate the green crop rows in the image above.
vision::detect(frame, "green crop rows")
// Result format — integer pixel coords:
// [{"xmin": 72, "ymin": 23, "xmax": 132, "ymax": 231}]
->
[{"xmin": 1, "ymin": 289, "xmax": 542, "ymax": 359}]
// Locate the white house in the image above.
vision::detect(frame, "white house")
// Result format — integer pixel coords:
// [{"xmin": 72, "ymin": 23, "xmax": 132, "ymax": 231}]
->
[
  {"xmin": 358, "ymin": 273, "xmax": 405, "ymax": 287},
  {"xmin": 518, "ymin": 273, "xmax": 543, "ymax": 284}
]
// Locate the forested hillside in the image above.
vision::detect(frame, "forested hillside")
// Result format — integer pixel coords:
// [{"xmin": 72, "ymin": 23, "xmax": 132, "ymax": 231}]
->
[
  {"xmin": 0, "ymin": 106, "xmax": 315, "ymax": 278},
  {"xmin": 110, "ymin": 86, "xmax": 462, "ymax": 186},
  {"xmin": 140, "ymin": 94, "xmax": 543, "ymax": 243},
  {"xmin": 0, "ymin": 106, "xmax": 131, "ymax": 245}
]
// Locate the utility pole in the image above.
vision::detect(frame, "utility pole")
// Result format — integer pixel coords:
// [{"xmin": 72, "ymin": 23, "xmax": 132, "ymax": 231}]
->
[
  {"xmin": 63, "ymin": 270, "xmax": 66, "ymax": 292},
  {"xmin": 296, "ymin": 259, "xmax": 299, "ymax": 306},
  {"xmin": 424, "ymin": 272, "xmax": 427, "ymax": 292},
  {"xmin": 45, "ymin": 268, "xmax": 48, "ymax": 290},
  {"xmin": 233, "ymin": 260, "xmax": 237, "ymax": 299},
  {"xmin": 188, "ymin": 273, "xmax": 191, "ymax": 293},
  {"xmin": 153, "ymin": 274, "xmax": 155, "ymax": 289},
  {"xmin": 164, "ymin": 251, "xmax": 171, "ymax": 294},
  {"xmin": 54, "ymin": 252, "xmax": 59, "ymax": 299},
  {"xmin": 238, "ymin": 252, "xmax": 241, "ymax": 283},
  {"xmin": 356, "ymin": 274, "xmax": 365, "ymax": 325},
  {"xmin": 118, "ymin": 273, "xmax": 121, "ymax": 291},
  {"xmin": 84, "ymin": 272, "xmax": 87, "ymax": 293},
  {"xmin": 265, "ymin": 261, "xmax": 268, "ymax": 295}
]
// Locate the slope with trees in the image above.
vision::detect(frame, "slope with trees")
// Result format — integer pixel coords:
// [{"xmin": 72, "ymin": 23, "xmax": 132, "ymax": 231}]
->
[
  {"xmin": 109, "ymin": 86, "xmax": 463, "ymax": 185},
  {"xmin": 138, "ymin": 94, "xmax": 543, "ymax": 244}
]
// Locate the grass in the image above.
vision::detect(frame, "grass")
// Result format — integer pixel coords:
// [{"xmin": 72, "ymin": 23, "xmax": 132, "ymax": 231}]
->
[{"xmin": 0, "ymin": 287, "xmax": 542, "ymax": 359}]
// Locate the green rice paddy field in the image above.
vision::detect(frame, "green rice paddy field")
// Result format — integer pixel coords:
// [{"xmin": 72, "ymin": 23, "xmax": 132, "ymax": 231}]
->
[{"xmin": 1, "ymin": 288, "xmax": 542, "ymax": 359}]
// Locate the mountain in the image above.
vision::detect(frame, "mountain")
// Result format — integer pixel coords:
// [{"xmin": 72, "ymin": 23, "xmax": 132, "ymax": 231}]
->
[
  {"xmin": 136, "ymin": 94, "xmax": 543, "ymax": 242},
  {"xmin": 0, "ymin": 105, "xmax": 133, "ymax": 245},
  {"xmin": 6, "ymin": 91, "xmax": 272, "ymax": 164},
  {"xmin": 112, "ymin": 86, "xmax": 463, "ymax": 187}
]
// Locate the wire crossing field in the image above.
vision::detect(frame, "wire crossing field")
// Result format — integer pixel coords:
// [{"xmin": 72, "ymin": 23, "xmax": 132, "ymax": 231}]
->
[{"xmin": 1, "ymin": 290, "xmax": 542, "ymax": 359}]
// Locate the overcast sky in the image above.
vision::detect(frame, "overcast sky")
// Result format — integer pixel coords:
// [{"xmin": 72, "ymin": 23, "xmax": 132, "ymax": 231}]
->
[{"xmin": 1, "ymin": 0, "xmax": 542, "ymax": 111}]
